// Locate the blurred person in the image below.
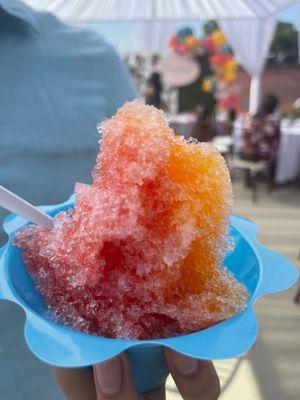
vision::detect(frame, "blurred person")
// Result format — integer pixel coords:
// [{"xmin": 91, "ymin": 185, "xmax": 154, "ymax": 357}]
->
[
  {"xmin": 241, "ymin": 94, "xmax": 280, "ymax": 162},
  {"xmin": 0, "ymin": 0, "xmax": 135, "ymax": 245},
  {"xmin": 145, "ymin": 72, "xmax": 167, "ymax": 110},
  {"xmin": 191, "ymin": 105, "xmax": 216, "ymax": 142},
  {"xmin": 222, "ymin": 108, "xmax": 236, "ymax": 136}
]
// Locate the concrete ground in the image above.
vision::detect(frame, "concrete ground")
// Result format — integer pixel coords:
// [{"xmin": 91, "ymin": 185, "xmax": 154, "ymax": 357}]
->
[{"xmin": 0, "ymin": 182, "xmax": 299, "ymax": 399}]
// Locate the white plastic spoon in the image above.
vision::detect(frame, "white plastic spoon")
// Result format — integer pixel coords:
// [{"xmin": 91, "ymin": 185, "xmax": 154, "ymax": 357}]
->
[{"xmin": 0, "ymin": 185, "xmax": 53, "ymax": 229}]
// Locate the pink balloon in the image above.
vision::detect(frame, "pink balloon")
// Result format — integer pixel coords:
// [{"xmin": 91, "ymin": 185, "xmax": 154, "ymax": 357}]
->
[
  {"xmin": 177, "ymin": 43, "xmax": 189, "ymax": 54},
  {"xmin": 210, "ymin": 52, "xmax": 231, "ymax": 67},
  {"xmin": 169, "ymin": 35, "xmax": 178, "ymax": 50},
  {"xmin": 203, "ymin": 36, "xmax": 216, "ymax": 54}
]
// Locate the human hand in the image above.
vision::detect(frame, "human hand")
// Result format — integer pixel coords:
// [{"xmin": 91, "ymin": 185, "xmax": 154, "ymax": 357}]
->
[{"xmin": 52, "ymin": 348, "xmax": 220, "ymax": 400}]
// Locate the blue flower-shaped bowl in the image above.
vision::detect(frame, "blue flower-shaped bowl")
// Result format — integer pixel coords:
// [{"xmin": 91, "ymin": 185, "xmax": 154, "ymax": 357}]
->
[{"xmin": 0, "ymin": 196, "xmax": 298, "ymax": 394}]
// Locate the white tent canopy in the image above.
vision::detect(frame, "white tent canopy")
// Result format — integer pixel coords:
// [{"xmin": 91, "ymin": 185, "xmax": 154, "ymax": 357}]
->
[
  {"xmin": 23, "ymin": 0, "xmax": 296, "ymax": 21},
  {"xmin": 24, "ymin": 0, "xmax": 299, "ymax": 112},
  {"xmin": 132, "ymin": 21, "xmax": 177, "ymax": 54},
  {"xmin": 219, "ymin": 17, "xmax": 277, "ymax": 113}
]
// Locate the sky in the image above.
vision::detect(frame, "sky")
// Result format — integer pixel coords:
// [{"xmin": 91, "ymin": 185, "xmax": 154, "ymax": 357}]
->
[{"xmin": 87, "ymin": 3, "xmax": 300, "ymax": 53}]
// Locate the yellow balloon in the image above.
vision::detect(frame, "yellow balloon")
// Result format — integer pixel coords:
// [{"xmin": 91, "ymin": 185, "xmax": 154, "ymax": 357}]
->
[
  {"xmin": 185, "ymin": 35, "xmax": 199, "ymax": 49},
  {"xmin": 224, "ymin": 71, "xmax": 236, "ymax": 84},
  {"xmin": 212, "ymin": 30, "xmax": 227, "ymax": 47},
  {"xmin": 225, "ymin": 59, "xmax": 237, "ymax": 72},
  {"xmin": 202, "ymin": 78, "xmax": 213, "ymax": 93},
  {"xmin": 215, "ymin": 65, "xmax": 223, "ymax": 77}
]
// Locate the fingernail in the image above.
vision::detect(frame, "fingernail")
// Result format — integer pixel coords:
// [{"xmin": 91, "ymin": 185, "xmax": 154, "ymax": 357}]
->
[
  {"xmin": 95, "ymin": 356, "xmax": 122, "ymax": 395},
  {"xmin": 170, "ymin": 351, "xmax": 199, "ymax": 376}
]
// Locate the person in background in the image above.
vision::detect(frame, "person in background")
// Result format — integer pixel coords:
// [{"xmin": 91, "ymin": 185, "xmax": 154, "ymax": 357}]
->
[
  {"xmin": 145, "ymin": 72, "xmax": 167, "ymax": 110},
  {"xmin": 223, "ymin": 108, "xmax": 237, "ymax": 136},
  {"xmin": 241, "ymin": 94, "xmax": 280, "ymax": 163},
  {"xmin": 191, "ymin": 105, "xmax": 216, "ymax": 142}
]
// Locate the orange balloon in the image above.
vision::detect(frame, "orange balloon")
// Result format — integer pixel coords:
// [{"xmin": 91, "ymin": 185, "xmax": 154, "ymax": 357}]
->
[
  {"xmin": 185, "ymin": 35, "xmax": 199, "ymax": 49},
  {"xmin": 224, "ymin": 71, "xmax": 236, "ymax": 84},
  {"xmin": 212, "ymin": 30, "xmax": 227, "ymax": 47}
]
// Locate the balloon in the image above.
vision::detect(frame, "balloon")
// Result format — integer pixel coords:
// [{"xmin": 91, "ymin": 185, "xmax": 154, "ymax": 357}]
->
[
  {"xmin": 224, "ymin": 59, "xmax": 237, "ymax": 72},
  {"xmin": 212, "ymin": 30, "xmax": 227, "ymax": 47},
  {"xmin": 224, "ymin": 71, "xmax": 236, "ymax": 84},
  {"xmin": 185, "ymin": 35, "xmax": 199, "ymax": 49},
  {"xmin": 219, "ymin": 94, "xmax": 240, "ymax": 112},
  {"xmin": 169, "ymin": 35, "xmax": 178, "ymax": 50},
  {"xmin": 215, "ymin": 66, "xmax": 223, "ymax": 77},
  {"xmin": 221, "ymin": 44, "xmax": 231, "ymax": 54},
  {"xmin": 210, "ymin": 52, "xmax": 231, "ymax": 67},
  {"xmin": 168, "ymin": 28, "xmax": 239, "ymax": 91},
  {"xmin": 202, "ymin": 78, "xmax": 213, "ymax": 93},
  {"xmin": 177, "ymin": 43, "xmax": 189, "ymax": 54},
  {"xmin": 202, "ymin": 76, "xmax": 216, "ymax": 93},
  {"xmin": 177, "ymin": 27, "xmax": 194, "ymax": 42},
  {"xmin": 203, "ymin": 36, "xmax": 216, "ymax": 54}
]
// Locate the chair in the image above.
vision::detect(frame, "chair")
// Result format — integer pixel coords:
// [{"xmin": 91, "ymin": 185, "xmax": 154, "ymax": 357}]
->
[
  {"xmin": 230, "ymin": 114, "xmax": 279, "ymax": 202},
  {"xmin": 212, "ymin": 135, "xmax": 233, "ymax": 165},
  {"xmin": 230, "ymin": 156, "xmax": 273, "ymax": 202}
]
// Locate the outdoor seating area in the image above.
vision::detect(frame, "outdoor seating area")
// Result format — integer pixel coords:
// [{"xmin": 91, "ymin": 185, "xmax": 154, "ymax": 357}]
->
[{"xmin": 170, "ymin": 108, "xmax": 300, "ymax": 202}]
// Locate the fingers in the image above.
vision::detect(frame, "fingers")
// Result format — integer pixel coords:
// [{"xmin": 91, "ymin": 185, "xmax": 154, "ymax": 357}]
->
[
  {"xmin": 93, "ymin": 353, "xmax": 139, "ymax": 400},
  {"xmin": 51, "ymin": 366, "xmax": 96, "ymax": 400},
  {"xmin": 139, "ymin": 383, "xmax": 166, "ymax": 400},
  {"xmin": 165, "ymin": 349, "xmax": 221, "ymax": 400}
]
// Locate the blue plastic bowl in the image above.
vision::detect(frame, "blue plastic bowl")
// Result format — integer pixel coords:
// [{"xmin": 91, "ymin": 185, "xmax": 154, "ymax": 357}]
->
[{"xmin": 0, "ymin": 196, "xmax": 298, "ymax": 394}]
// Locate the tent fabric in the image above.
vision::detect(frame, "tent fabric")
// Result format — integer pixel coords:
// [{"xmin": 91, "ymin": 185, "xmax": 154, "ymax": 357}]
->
[
  {"xmin": 131, "ymin": 21, "xmax": 176, "ymax": 53},
  {"xmin": 219, "ymin": 17, "xmax": 277, "ymax": 77},
  {"xmin": 23, "ymin": 0, "xmax": 296, "ymax": 22},
  {"xmin": 219, "ymin": 16, "xmax": 277, "ymax": 113},
  {"xmin": 23, "ymin": 0, "xmax": 298, "ymax": 112}
]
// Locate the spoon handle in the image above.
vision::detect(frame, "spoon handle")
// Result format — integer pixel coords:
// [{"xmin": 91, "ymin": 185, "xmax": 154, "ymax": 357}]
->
[{"xmin": 0, "ymin": 185, "xmax": 53, "ymax": 229}]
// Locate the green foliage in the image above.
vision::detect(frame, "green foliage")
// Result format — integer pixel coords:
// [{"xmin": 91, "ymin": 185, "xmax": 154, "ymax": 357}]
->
[
  {"xmin": 271, "ymin": 22, "xmax": 298, "ymax": 54},
  {"xmin": 203, "ymin": 20, "xmax": 218, "ymax": 35}
]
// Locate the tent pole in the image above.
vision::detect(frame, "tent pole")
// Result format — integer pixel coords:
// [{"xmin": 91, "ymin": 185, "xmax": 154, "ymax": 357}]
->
[{"xmin": 249, "ymin": 74, "xmax": 261, "ymax": 115}]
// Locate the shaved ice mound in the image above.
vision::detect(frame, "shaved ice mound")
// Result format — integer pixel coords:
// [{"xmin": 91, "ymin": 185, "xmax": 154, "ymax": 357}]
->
[{"xmin": 15, "ymin": 100, "xmax": 248, "ymax": 339}]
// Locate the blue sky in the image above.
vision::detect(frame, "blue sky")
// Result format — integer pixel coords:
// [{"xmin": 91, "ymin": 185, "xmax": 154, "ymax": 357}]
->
[
  {"xmin": 280, "ymin": 2, "xmax": 300, "ymax": 27},
  {"xmin": 87, "ymin": 2, "xmax": 300, "ymax": 53}
]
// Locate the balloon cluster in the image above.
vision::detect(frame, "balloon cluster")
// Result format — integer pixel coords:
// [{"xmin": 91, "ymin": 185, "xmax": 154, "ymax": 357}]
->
[
  {"xmin": 169, "ymin": 27, "xmax": 200, "ymax": 54},
  {"xmin": 168, "ymin": 28, "xmax": 237, "ymax": 89},
  {"xmin": 168, "ymin": 27, "xmax": 239, "ymax": 111},
  {"xmin": 201, "ymin": 30, "xmax": 237, "ymax": 92}
]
